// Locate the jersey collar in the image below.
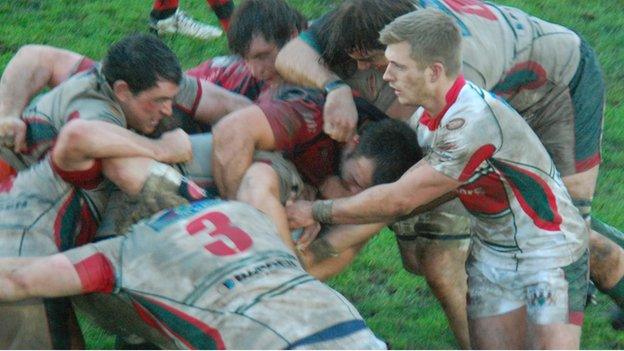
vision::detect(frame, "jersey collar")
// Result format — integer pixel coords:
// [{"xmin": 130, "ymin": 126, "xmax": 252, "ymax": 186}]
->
[{"xmin": 419, "ymin": 74, "xmax": 466, "ymax": 131}]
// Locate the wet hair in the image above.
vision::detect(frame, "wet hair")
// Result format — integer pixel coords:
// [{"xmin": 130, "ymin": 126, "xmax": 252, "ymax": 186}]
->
[
  {"xmin": 102, "ymin": 33, "xmax": 182, "ymax": 95},
  {"xmin": 322, "ymin": 0, "xmax": 414, "ymax": 67},
  {"xmin": 380, "ymin": 8, "xmax": 462, "ymax": 76},
  {"xmin": 227, "ymin": 0, "xmax": 307, "ymax": 57},
  {"xmin": 351, "ymin": 118, "xmax": 422, "ymax": 185}
]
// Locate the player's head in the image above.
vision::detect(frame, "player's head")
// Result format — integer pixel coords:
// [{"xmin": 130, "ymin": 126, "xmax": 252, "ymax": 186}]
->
[
  {"xmin": 103, "ymin": 34, "xmax": 182, "ymax": 134},
  {"xmin": 340, "ymin": 118, "xmax": 421, "ymax": 195},
  {"xmin": 227, "ymin": 0, "xmax": 307, "ymax": 82},
  {"xmin": 380, "ymin": 9, "xmax": 462, "ymax": 106},
  {"xmin": 322, "ymin": 0, "xmax": 414, "ymax": 72}
]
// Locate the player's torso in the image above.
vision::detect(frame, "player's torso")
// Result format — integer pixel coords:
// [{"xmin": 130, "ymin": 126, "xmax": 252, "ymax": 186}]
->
[
  {"xmin": 20, "ymin": 66, "xmax": 126, "ymax": 164},
  {"xmin": 416, "ymin": 83, "xmax": 587, "ymax": 269}
]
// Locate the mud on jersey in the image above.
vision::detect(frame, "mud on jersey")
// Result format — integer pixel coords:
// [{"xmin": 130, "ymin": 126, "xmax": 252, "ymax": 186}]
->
[
  {"xmin": 415, "ymin": 0, "xmax": 581, "ymax": 114},
  {"xmin": 66, "ymin": 200, "xmax": 384, "ymax": 349},
  {"xmin": 413, "ymin": 76, "xmax": 587, "ymax": 271},
  {"xmin": 0, "ymin": 158, "xmax": 108, "ymax": 256}
]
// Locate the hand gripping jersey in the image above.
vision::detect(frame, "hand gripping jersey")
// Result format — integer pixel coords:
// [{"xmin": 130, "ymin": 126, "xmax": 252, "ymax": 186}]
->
[
  {"xmin": 65, "ymin": 200, "xmax": 386, "ymax": 349},
  {"xmin": 414, "ymin": 76, "xmax": 588, "ymax": 270}
]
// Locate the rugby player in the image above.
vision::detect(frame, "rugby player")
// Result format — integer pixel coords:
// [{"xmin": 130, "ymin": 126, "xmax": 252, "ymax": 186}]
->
[
  {"xmin": 0, "ymin": 193, "xmax": 387, "ymax": 350},
  {"xmin": 0, "ymin": 125, "xmax": 387, "ymax": 350},
  {"xmin": 287, "ymin": 9, "xmax": 589, "ymax": 348},
  {"xmin": 275, "ymin": 0, "xmax": 624, "ymax": 346},
  {"xmin": 0, "ymin": 33, "xmax": 229, "ymax": 349}
]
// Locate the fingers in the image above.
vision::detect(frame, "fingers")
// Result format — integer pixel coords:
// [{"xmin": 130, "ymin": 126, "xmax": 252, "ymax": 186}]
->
[{"xmin": 297, "ymin": 222, "xmax": 321, "ymax": 251}]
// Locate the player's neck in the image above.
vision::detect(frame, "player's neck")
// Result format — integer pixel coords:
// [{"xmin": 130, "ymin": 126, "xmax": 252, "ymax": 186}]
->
[{"xmin": 427, "ymin": 76, "xmax": 458, "ymax": 116}]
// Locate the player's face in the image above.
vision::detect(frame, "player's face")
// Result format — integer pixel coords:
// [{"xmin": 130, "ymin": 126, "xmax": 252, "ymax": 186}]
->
[
  {"xmin": 244, "ymin": 35, "xmax": 280, "ymax": 82},
  {"xmin": 348, "ymin": 49, "xmax": 388, "ymax": 72},
  {"xmin": 383, "ymin": 42, "xmax": 430, "ymax": 106},
  {"xmin": 120, "ymin": 80, "xmax": 179, "ymax": 134},
  {"xmin": 340, "ymin": 155, "xmax": 375, "ymax": 195}
]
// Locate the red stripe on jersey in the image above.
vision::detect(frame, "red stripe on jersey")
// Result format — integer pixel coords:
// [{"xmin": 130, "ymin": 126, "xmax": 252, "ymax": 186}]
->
[
  {"xmin": 74, "ymin": 57, "xmax": 96, "ymax": 75},
  {"xmin": 0, "ymin": 175, "xmax": 15, "ymax": 193},
  {"xmin": 132, "ymin": 301, "xmax": 167, "ymax": 332},
  {"xmin": 73, "ymin": 253, "xmax": 115, "ymax": 293},
  {"xmin": 458, "ymin": 144, "xmax": 495, "ymax": 181},
  {"xmin": 190, "ymin": 78, "xmax": 203, "ymax": 117},
  {"xmin": 569, "ymin": 311, "xmax": 584, "ymax": 326},
  {"xmin": 0, "ymin": 159, "xmax": 16, "ymax": 184},
  {"xmin": 419, "ymin": 75, "xmax": 466, "ymax": 131},
  {"xmin": 152, "ymin": 0, "xmax": 179, "ymax": 11},
  {"xmin": 443, "ymin": 0, "xmax": 497, "ymax": 20},
  {"xmin": 50, "ymin": 157, "xmax": 103, "ymax": 190},
  {"xmin": 74, "ymin": 203, "xmax": 98, "ymax": 247},
  {"xmin": 575, "ymin": 153, "xmax": 601, "ymax": 173},
  {"xmin": 174, "ymin": 78, "xmax": 202, "ymax": 118},
  {"xmin": 137, "ymin": 295, "xmax": 226, "ymax": 349},
  {"xmin": 54, "ymin": 193, "xmax": 75, "ymax": 249}
]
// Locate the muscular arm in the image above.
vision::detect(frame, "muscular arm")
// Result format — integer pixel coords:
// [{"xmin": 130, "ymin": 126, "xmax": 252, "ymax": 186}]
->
[
  {"xmin": 275, "ymin": 37, "xmax": 357, "ymax": 142},
  {"xmin": 275, "ymin": 37, "xmax": 339, "ymax": 89},
  {"xmin": 52, "ymin": 119, "xmax": 191, "ymax": 172},
  {"xmin": 211, "ymin": 105, "xmax": 276, "ymax": 198},
  {"xmin": 329, "ymin": 162, "xmax": 461, "ymax": 223},
  {"xmin": 0, "ymin": 254, "xmax": 82, "ymax": 302},
  {"xmin": 0, "ymin": 45, "xmax": 83, "ymax": 118},
  {"xmin": 192, "ymin": 79, "xmax": 253, "ymax": 126}
]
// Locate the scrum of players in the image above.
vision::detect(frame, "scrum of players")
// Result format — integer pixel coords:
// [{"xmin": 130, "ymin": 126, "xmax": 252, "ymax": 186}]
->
[{"xmin": 0, "ymin": 0, "xmax": 622, "ymax": 349}]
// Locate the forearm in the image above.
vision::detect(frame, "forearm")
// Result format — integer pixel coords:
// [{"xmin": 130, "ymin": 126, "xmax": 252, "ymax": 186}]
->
[
  {"xmin": 0, "ymin": 255, "xmax": 81, "ymax": 301},
  {"xmin": 54, "ymin": 120, "xmax": 170, "ymax": 170},
  {"xmin": 0, "ymin": 45, "xmax": 81, "ymax": 117},
  {"xmin": 0, "ymin": 46, "xmax": 53, "ymax": 117},
  {"xmin": 275, "ymin": 37, "xmax": 340, "ymax": 89}
]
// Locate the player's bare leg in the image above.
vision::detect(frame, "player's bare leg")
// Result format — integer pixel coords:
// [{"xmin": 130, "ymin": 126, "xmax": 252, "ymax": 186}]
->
[
  {"xmin": 526, "ymin": 321, "xmax": 581, "ymax": 349},
  {"xmin": 563, "ymin": 166, "xmax": 624, "ymax": 308},
  {"xmin": 469, "ymin": 307, "xmax": 526, "ymax": 349},
  {"xmin": 399, "ymin": 238, "xmax": 471, "ymax": 349}
]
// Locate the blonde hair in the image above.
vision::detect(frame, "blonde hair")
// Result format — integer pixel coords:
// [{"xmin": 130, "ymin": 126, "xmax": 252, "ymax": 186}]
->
[{"xmin": 379, "ymin": 8, "xmax": 462, "ymax": 76}]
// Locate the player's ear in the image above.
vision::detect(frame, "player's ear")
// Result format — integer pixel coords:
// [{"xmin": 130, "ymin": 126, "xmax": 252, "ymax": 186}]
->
[{"xmin": 112, "ymin": 80, "xmax": 132, "ymax": 102}]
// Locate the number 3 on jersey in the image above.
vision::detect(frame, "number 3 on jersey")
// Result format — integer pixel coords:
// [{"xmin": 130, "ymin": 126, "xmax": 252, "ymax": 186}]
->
[{"xmin": 186, "ymin": 212, "xmax": 253, "ymax": 256}]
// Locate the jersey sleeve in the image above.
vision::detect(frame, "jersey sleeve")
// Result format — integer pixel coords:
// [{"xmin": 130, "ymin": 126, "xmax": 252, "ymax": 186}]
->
[
  {"xmin": 173, "ymin": 74, "xmax": 202, "ymax": 118},
  {"xmin": 255, "ymin": 85, "xmax": 325, "ymax": 151},
  {"xmin": 299, "ymin": 14, "xmax": 331, "ymax": 54},
  {"xmin": 426, "ymin": 109, "xmax": 502, "ymax": 182},
  {"xmin": 63, "ymin": 236, "xmax": 124, "ymax": 294},
  {"xmin": 70, "ymin": 57, "xmax": 97, "ymax": 77}
]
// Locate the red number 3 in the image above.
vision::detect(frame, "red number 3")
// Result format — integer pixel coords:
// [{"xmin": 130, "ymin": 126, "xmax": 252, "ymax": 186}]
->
[{"xmin": 186, "ymin": 212, "xmax": 252, "ymax": 256}]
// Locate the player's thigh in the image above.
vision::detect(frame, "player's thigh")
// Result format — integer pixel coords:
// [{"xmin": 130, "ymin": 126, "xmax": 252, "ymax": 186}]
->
[{"xmin": 392, "ymin": 200, "xmax": 470, "ymax": 275}]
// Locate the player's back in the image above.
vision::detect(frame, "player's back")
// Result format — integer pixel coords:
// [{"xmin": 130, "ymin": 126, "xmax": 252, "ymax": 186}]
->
[
  {"xmin": 111, "ymin": 200, "xmax": 385, "ymax": 349},
  {"xmin": 418, "ymin": 0, "xmax": 580, "ymax": 112}
]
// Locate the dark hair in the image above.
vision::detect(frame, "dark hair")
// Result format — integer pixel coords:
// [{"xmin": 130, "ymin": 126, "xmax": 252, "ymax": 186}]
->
[
  {"xmin": 102, "ymin": 33, "xmax": 182, "ymax": 95},
  {"xmin": 227, "ymin": 0, "xmax": 307, "ymax": 57},
  {"xmin": 351, "ymin": 119, "xmax": 422, "ymax": 185},
  {"xmin": 322, "ymin": 0, "xmax": 414, "ymax": 68}
]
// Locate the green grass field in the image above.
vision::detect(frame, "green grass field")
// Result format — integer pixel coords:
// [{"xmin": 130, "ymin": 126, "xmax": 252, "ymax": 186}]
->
[{"xmin": 1, "ymin": 0, "xmax": 623, "ymax": 349}]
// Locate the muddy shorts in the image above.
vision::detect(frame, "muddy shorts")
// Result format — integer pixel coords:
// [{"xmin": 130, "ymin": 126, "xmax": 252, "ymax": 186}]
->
[{"xmin": 466, "ymin": 250, "xmax": 589, "ymax": 325}]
